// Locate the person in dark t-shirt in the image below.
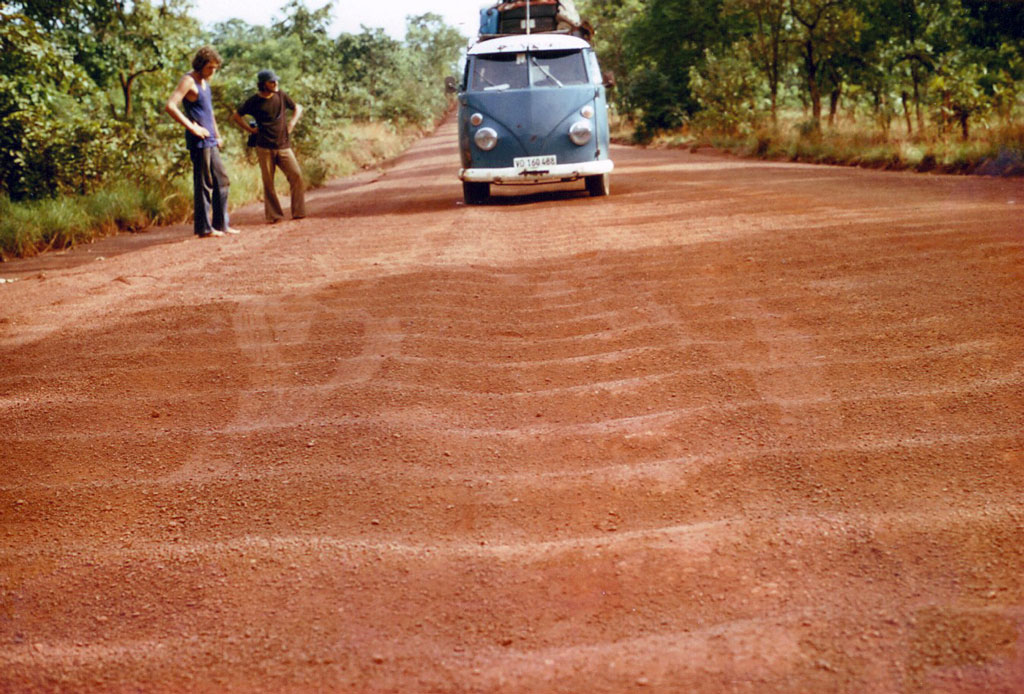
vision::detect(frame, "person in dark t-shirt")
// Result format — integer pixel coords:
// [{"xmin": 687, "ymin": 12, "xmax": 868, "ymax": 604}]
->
[{"xmin": 231, "ymin": 69, "xmax": 306, "ymax": 223}]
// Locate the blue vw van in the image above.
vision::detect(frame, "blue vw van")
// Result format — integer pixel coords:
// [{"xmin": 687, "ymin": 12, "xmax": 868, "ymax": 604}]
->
[{"xmin": 457, "ymin": 33, "xmax": 613, "ymax": 204}]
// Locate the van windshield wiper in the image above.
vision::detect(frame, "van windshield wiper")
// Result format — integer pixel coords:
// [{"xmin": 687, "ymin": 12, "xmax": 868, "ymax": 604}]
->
[{"xmin": 478, "ymin": 72, "xmax": 511, "ymax": 90}]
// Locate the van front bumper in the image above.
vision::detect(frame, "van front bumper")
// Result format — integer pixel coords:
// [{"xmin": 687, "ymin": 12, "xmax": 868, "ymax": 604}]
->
[{"xmin": 460, "ymin": 159, "xmax": 613, "ymax": 185}]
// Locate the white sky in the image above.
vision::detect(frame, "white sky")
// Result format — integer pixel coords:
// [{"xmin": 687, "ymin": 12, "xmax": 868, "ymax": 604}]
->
[{"xmin": 191, "ymin": 0, "xmax": 486, "ymax": 40}]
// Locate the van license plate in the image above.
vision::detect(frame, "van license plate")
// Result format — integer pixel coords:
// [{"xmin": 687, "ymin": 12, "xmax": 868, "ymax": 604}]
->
[{"xmin": 514, "ymin": 155, "xmax": 556, "ymax": 170}]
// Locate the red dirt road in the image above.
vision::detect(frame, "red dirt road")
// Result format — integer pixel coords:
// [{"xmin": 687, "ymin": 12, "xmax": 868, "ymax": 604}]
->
[{"xmin": 2, "ymin": 119, "xmax": 1023, "ymax": 693}]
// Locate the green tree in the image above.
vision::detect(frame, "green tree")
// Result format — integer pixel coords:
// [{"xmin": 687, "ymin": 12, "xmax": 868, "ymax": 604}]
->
[
  {"xmin": 405, "ymin": 12, "xmax": 465, "ymax": 85},
  {"xmin": 13, "ymin": 0, "xmax": 198, "ymax": 121},
  {"xmin": 0, "ymin": 6, "xmax": 160, "ymax": 199},
  {"xmin": 626, "ymin": 0, "xmax": 735, "ymax": 138},
  {"xmin": 862, "ymin": 0, "xmax": 966, "ymax": 135},
  {"xmin": 724, "ymin": 0, "xmax": 789, "ymax": 123},
  {"xmin": 788, "ymin": 0, "xmax": 864, "ymax": 129},
  {"xmin": 334, "ymin": 28, "xmax": 406, "ymax": 121},
  {"xmin": 689, "ymin": 42, "xmax": 770, "ymax": 133},
  {"xmin": 988, "ymin": 42, "xmax": 1024, "ymax": 126},
  {"xmin": 272, "ymin": 0, "xmax": 336, "ymax": 73},
  {"xmin": 932, "ymin": 47, "xmax": 992, "ymax": 139},
  {"xmin": 961, "ymin": 0, "xmax": 1024, "ymax": 128},
  {"xmin": 2, "ymin": 0, "xmax": 201, "ymax": 200},
  {"xmin": 577, "ymin": 0, "xmax": 646, "ymax": 114},
  {"xmin": 401, "ymin": 13, "xmax": 466, "ymax": 122},
  {"xmin": 0, "ymin": 7, "xmax": 85, "ymax": 198}
]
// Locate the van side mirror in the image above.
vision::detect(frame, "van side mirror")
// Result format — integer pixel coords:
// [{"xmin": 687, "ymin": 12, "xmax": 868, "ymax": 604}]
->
[
  {"xmin": 445, "ymin": 76, "xmax": 458, "ymax": 94},
  {"xmin": 602, "ymin": 71, "xmax": 616, "ymax": 88}
]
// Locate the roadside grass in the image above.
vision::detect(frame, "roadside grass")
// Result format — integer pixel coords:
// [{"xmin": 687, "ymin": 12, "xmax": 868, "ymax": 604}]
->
[
  {"xmin": 634, "ymin": 112, "xmax": 1024, "ymax": 176},
  {"xmin": 0, "ymin": 180, "xmax": 194, "ymax": 261},
  {"xmin": 304, "ymin": 121, "xmax": 423, "ymax": 183},
  {"xmin": 0, "ymin": 121, "xmax": 422, "ymax": 261},
  {"xmin": 0, "ymin": 182, "xmax": 185, "ymax": 260}
]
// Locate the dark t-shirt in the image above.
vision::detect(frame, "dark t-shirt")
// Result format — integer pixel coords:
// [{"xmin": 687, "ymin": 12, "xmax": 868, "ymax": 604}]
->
[{"xmin": 237, "ymin": 91, "xmax": 296, "ymax": 149}]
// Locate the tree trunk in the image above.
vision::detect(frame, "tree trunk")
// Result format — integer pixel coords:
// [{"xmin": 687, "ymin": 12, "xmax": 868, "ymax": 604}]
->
[
  {"xmin": 913, "ymin": 76, "xmax": 924, "ymax": 133},
  {"xmin": 876, "ymin": 92, "xmax": 890, "ymax": 136},
  {"xmin": 804, "ymin": 42, "xmax": 821, "ymax": 129},
  {"xmin": 769, "ymin": 27, "xmax": 781, "ymax": 126},
  {"xmin": 942, "ymin": 91, "xmax": 953, "ymax": 136},
  {"xmin": 119, "ymin": 66, "xmax": 161, "ymax": 121},
  {"xmin": 120, "ymin": 73, "xmax": 134, "ymax": 121},
  {"xmin": 902, "ymin": 91, "xmax": 913, "ymax": 135},
  {"xmin": 828, "ymin": 85, "xmax": 841, "ymax": 127}
]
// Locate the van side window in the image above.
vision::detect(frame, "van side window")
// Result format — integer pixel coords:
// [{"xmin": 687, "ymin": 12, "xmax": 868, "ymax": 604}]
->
[{"xmin": 586, "ymin": 50, "xmax": 602, "ymax": 85}]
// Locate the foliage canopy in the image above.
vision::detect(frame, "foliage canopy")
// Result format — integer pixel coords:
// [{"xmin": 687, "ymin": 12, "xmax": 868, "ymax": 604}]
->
[{"xmin": 578, "ymin": 0, "xmax": 1023, "ymax": 142}]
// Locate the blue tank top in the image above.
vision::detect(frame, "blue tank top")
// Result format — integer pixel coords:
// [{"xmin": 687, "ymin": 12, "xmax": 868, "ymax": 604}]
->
[{"xmin": 182, "ymin": 75, "xmax": 218, "ymax": 150}]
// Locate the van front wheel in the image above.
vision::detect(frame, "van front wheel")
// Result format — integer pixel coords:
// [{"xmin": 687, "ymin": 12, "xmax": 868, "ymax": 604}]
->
[
  {"xmin": 463, "ymin": 181, "xmax": 489, "ymax": 205},
  {"xmin": 585, "ymin": 173, "xmax": 610, "ymax": 197}
]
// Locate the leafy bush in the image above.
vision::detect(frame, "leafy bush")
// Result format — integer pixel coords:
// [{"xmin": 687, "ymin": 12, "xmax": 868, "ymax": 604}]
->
[{"xmin": 689, "ymin": 44, "xmax": 769, "ymax": 136}]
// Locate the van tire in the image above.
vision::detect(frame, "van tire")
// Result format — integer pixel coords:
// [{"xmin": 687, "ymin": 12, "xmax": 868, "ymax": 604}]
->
[
  {"xmin": 585, "ymin": 173, "xmax": 610, "ymax": 197},
  {"xmin": 463, "ymin": 181, "xmax": 490, "ymax": 205}
]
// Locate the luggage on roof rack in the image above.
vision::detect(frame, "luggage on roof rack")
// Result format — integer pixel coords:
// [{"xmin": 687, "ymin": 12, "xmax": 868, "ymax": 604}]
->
[{"xmin": 478, "ymin": 0, "xmax": 589, "ymax": 40}]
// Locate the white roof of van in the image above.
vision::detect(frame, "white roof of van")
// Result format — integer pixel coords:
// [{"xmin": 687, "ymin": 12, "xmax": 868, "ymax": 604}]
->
[{"xmin": 468, "ymin": 33, "xmax": 590, "ymax": 55}]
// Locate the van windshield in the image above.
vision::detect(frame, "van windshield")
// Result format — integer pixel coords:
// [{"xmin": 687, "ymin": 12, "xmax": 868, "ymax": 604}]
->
[{"xmin": 470, "ymin": 49, "xmax": 589, "ymax": 91}]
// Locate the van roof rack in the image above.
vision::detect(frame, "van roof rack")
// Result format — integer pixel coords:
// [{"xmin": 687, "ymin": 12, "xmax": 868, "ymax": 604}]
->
[{"xmin": 478, "ymin": 24, "xmax": 593, "ymax": 42}]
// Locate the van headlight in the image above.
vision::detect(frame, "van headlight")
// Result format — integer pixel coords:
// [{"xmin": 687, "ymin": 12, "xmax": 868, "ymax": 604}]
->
[
  {"xmin": 569, "ymin": 120, "xmax": 593, "ymax": 146},
  {"xmin": 474, "ymin": 127, "xmax": 498, "ymax": 151}
]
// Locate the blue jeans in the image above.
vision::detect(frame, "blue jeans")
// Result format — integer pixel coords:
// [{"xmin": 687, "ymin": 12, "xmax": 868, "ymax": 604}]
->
[{"xmin": 189, "ymin": 146, "xmax": 230, "ymax": 236}]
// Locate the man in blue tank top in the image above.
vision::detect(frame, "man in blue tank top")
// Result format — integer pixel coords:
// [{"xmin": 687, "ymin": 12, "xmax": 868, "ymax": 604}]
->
[{"xmin": 165, "ymin": 46, "xmax": 239, "ymax": 238}]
